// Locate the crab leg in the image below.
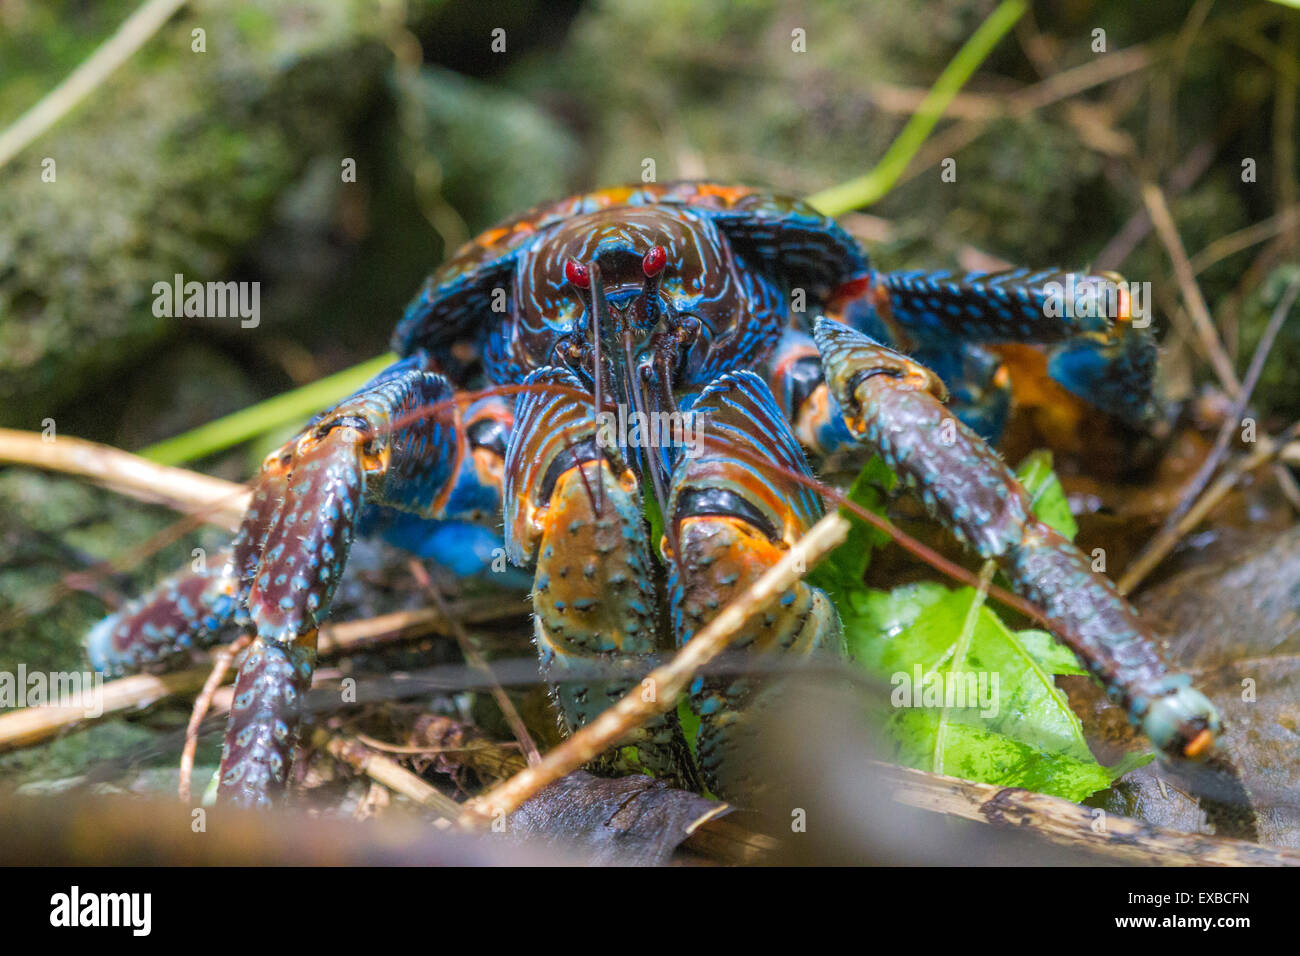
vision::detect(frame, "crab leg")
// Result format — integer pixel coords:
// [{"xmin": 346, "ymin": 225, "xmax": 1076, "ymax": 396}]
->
[
  {"xmin": 811, "ymin": 318, "xmax": 1219, "ymax": 762},
  {"xmin": 666, "ymin": 370, "xmax": 842, "ymax": 800},
  {"xmin": 833, "ymin": 268, "xmax": 1157, "ymax": 432},
  {"xmin": 86, "ymin": 454, "xmax": 292, "ymax": 676},
  {"xmin": 86, "ymin": 361, "xmax": 513, "ymax": 807},
  {"xmin": 503, "ymin": 367, "xmax": 698, "ymax": 788},
  {"xmin": 222, "ymin": 369, "xmax": 481, "ymax": 806}
]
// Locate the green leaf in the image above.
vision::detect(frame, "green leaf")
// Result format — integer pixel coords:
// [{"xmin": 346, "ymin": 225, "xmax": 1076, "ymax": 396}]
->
[
  {"xmin": 643, "ymin": 488, "xmax": 666, "ymax": 561},
  {"xmin": 808, "ymin": 455, "xmax": 895, "ymax": 603},
  {"xmin": 843, "ymin": 581, "xmax": 1141, "ymax": 800},
  {"xmin": 677, "ymin": 696, "xmax": 699, "ymax": 758},
  {"xmin": 1015, "ymin": 449, "xmax": 1078, "ymax": 541}
]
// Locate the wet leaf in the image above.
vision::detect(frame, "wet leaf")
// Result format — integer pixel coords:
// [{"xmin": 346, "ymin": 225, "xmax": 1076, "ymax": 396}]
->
[
  {"xmin": 843, "ymin": 581, "xmax": 1138, "ymax": 801},
  {"xmin": 810, "ymin": 455, "xmax": 895, "ymax": 603},
  {"xmin": 1016, "ymin": 449, "xmax": 1078, "ymax": 540}
]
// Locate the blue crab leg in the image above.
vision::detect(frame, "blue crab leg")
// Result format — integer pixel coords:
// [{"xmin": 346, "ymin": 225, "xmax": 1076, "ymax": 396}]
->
[
  {"xmin": 86, "ymin": 453, "xmax": 291, "ymax": 675},
  {"xmin": 666, "ymin": 370, "xmax": 842, "ymax": 800},
  {"xmin": 812, "ymin": 318, "xmax": 1219, "ymax": 762},
  {"xmin": 837, "ymin": 267, "xmax": 1157, "ymax": 428},
  {"xmin": 218, "ymin": 368, "xmax": 476, "ymax": 806},
  {"xmin": 503, "ymin": 367, "xmax": 698, "ymax": 788},
  {"xmin": 86, "ymin": 356, "xmax": 514, "ymax": 806}
]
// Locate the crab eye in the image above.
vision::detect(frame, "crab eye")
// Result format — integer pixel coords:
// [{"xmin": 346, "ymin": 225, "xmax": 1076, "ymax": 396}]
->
[
  {"xmin": 564, "ymin": 259, "xmax": 590, "ymax": 289},
  {"xmin": 642, "ymin": 245, "xmax": 667, "ymax": 278}
]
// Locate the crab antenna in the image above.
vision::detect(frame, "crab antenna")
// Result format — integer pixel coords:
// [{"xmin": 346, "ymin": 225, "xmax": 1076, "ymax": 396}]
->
[{"xmin": 587, "ymin": 259, "xmax": 607, "ymax": 514}]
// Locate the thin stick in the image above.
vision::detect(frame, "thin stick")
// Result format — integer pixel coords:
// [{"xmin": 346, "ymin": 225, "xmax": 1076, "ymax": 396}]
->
[
  {"xmin": 896, "ymin": 46, "xmax": 1152, "ymax": 197},
  {"xmin": 354, "ymin": 733, "xmax": 522, "ymax": 758},
  {"xmin": 1119, "ymin": 420, "xmax": 1300, "ymax": 594},
  {"xmin": 0, "ymin": 602, "xmax": 519, "ymax": 754},
  {"xmin": 0, "ymin": 428, "xmax": 249, "ymax": 529},
  {"xmin": 1272, "ymin": 462, "xmax": 1300, "ymax": 513},
  {"xmin": 167, "ymin": 674, "xmax": 468, "ymax": 823},
  {"xmin": 0, "ymin": 669, "xmax": 212, "ymax": 754},
  {"xmin": 320, "ymin": 731, "xmax": 462, "ymax": 823},
  {"xmin": 1095, "ymin": 139, "xmax": 1217, "ymax": 271},
  {"xmin": 0, "ymin": 0, "xmax": 189, "ymax": 170},
  {"xmin": 1149, "ymin": 278, "xmax": 1298, "ymax": 535},
  {"xmin": 314, "ymin": 600, "xmax": 519, "ymax": 655},
  {"xmin": 457, "ymin": 511, "xmax": 851, "ymax": 827},
  {"xmin": 1189, "ymin": 204, "xmax": 1300, "ymax": 276},
  {"xmin": 1141, "ymin": 183, "xmax": 1241, "ymax": 394}
]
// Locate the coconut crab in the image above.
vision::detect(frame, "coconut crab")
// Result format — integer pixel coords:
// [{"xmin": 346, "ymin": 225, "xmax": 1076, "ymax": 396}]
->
[{"xmin": 86, "ymin": 181, "xmax": 1220, "ymax": 808}]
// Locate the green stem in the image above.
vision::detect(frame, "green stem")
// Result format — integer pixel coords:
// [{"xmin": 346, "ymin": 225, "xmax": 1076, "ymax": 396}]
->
[
  {"xmin": 806, "ymin": 0, "xmax": 1027, "ymax": 217},
  {"xmin": 139, "ymin": 352, "xmax": 398, "ymax": 465}
]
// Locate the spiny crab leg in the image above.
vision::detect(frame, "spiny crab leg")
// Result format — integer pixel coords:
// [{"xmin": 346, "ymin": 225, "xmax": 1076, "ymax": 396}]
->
[
  {"xmin": 86, "ymin": 365, "xmax": 482, "ymax": 808},
  {"xmin": 86, "ymin": 455, "xmax": 292, "ymax": 676},
  {"xmin": 218, "ymin": 372, "xmax": 471, "ymax": 807},
  {"xmin": 813, "ymin": 317, "xmax": 1220, "ymax": 763}
]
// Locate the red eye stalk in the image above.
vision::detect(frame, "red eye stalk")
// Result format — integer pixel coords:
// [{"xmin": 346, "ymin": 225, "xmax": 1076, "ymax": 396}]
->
[
  {"xmin": 565, "ymin": 259, "xmax": 590, "ymax": 289},
  {"xmin": 642, "ymin": 245, "xmax": 667, "ymax": 278}
]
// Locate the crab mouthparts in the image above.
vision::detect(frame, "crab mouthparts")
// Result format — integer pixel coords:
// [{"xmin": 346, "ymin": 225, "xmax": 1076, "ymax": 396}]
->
[{"xmin": 580, "ymin": 259, "xmax": 687, "ymax": 523}]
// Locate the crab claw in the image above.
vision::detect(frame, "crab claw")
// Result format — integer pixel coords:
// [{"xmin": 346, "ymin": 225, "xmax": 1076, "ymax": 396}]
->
[
  {"xmin": 245, "ymin": 420, "xmax": 377, "ymax": 644},
  {"xmin": 1138, "ymin": 678, "xmax": 1221, "ymax": 761},
  {"xmin": 812, "ymin": 316, "xmax": 1220, "ymax": 763},
  {"xmin": 218, "ymin": 374, "xmax": 459, "ymax": 807},
  {"xmin": 814, "ymin": 316, "xmax": 947, "ymax": 413},
  {"xmin": 216, "ymin": 422, "xmax": 376, "ymax": 807},
  {"xmin": 85, "ymin": 458, "xmax": 292, "ymax": 675}
]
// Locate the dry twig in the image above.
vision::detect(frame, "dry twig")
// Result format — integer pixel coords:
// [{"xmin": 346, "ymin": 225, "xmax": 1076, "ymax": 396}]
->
[
  {"xmin": 0, "ymin": 0, "xmax": 190, "ymax": 169},
  {"xmin": 0, "ymin": 602, "xmax": 519, "ymax": 753},
  {"xmin": 884, "ymin": 763, "xmax": 1296, "ymax": 866},
  {"xmin": 407, "ymin": 560, "xmax": 541, "ymax": 766},
  {"xmin": 1119, "ymin": 420, "xmax": 1300, "ymax": 594},
  {"xmin": 1141, "ymin": 183, "xmax": 1241, "ymax": 394},
  {"xmin": 178, "ymin": 635, "xmax": 250, "ymax": 803},
  {"xmin": 0, "ymin": 429, "xmax": 248, "ymax": 529}
]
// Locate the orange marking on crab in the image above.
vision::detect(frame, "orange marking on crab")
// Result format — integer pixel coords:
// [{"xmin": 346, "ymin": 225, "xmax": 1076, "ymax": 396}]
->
[
  {"xmin": 478, "ymin": 225, "xmax": 513, "ymax": 248},
  {"xmin": 794, "ymin": 383, "xmax": 836, "ymax": 455},
  {"xmin": 590, "ymin": 185, "xmax": 639, "ymax": 207},
  {"xmin": 991, "ymin": 343, "xmax": 1089, "ymax": 452},
  {"xmin": 694, "ymin": 183, "xmax": 754, "ymax": 206},
  {"xmin": 1184, "ymin": 728, "xmax": 1215, "ymax": 759}
]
